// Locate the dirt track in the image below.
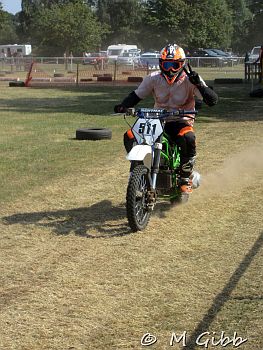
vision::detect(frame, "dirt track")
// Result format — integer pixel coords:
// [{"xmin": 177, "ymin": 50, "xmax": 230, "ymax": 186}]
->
[
  {"xmin": 1, "ymin": 136, "xmax": 263, "ymax": 349},
  {"xmin": 0, "ymin": 78, "xmax": 263, "ymax": 350}
]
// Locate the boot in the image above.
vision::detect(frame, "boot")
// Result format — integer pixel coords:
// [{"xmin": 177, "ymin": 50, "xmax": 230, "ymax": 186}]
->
[
  {"xmin": 179, "ymin": 156, "xmax": 196, "ymax": 194},
  {"xmin": 179, "ymin": 177, "xmax": 193, "ymax": 194}
]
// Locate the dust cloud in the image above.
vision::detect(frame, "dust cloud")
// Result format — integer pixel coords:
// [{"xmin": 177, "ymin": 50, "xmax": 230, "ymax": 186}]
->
[{"xmin": 199, "ymin": 142, "xmax": 263, "ymax": 195}]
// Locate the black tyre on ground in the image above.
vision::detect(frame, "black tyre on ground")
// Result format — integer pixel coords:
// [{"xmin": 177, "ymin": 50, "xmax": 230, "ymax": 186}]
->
[
  {"xmin": 126, "ymin": 165, "xmax": 152, "ymax": 232},
  {"xmin": 76, "ymin": 128, "xmax": 112, "ymax": 140},
  {"xmin": 9, "ymin": 81, "xmax": 25, "ymax": 87}
]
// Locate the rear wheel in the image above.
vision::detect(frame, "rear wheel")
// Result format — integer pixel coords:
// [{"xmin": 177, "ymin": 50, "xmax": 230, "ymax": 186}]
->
[{"xmin": 126, "ymin": 165, "xmax": 152, "ymax": 232}]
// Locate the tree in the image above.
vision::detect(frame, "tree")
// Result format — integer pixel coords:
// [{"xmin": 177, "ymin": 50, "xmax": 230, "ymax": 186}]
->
[
  {"xmin": 247, "ymin": 0, "xmax": 263, "ymax": 46},
  {"xmin": 141, "ymin": 0, "xmax": 188, "ymax": 50},
  {"xmin": 141, "ymin": 0, "xmax": 233, "ymax": 51},
  {"xmin": 19, "ymin": 0, "xmax": 94, "ymax": 45},
  {"xmin": 183, "ymin": 0, "xmax": 233, "ymax": 50},
  {"xmin": 0, "ymin": 3, "xmax": 19, "ymax": 43},
  {"xmin": 24, "ymin": 1, "xmax": 106, "ymax": 55},
  {"xmin": 0, "ymin": 1, "xmax": 5, "ymax": 30},
  {"xmin": 226, "ymin": 0, "xmax": 252, "ymax": 53},
  {"xmin": 91, "ymin": 0, "xmax": 144, "ymax": 48}
]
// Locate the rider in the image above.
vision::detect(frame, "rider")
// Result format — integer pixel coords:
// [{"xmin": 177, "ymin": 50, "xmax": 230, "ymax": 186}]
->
[{"xmin": 114, "ymin": 44, "xmax": 218, "ymax": 194}]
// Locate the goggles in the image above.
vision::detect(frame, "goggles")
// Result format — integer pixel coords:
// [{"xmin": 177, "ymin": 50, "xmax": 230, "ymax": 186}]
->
[{"xmin": 160, "ymin": 60, "xmax": 184, "ymax": 72}]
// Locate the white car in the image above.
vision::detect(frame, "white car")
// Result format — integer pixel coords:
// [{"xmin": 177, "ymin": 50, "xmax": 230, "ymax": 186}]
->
[
  {"xmin": 116, "ymin": 50, "xmax": 141, "ymax": 66},
  {"xmin": 138, "ymin": 52, "xmax": 160, "ymax": 69},
  {"xmin": 249, "ymin": 46, "xmax": 261, "ymax": 63}
]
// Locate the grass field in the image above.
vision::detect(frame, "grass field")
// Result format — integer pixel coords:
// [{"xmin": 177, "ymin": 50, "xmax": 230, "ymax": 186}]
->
[{"xmin": 0, "ymin": 81, "xmax": 262, "ymax": 350}]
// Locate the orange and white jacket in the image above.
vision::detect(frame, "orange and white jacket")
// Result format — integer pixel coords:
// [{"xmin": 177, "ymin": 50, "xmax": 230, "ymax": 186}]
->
[{"xmin": 135, "ymin": 71, "xmax": 206, "ymax": 125}]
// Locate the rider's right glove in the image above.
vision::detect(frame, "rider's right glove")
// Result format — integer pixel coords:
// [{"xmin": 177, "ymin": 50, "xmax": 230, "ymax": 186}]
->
[
  {"xmin": 114, "ymin": 104, "xmax": 127, "ymax": 113},
  {"xmin": 184, "ymin": 63, "xmax": 203, "ymax": 87},
  {"xmin": 188, "ymin": 70, "xmax": 202, "ymax": 86}
]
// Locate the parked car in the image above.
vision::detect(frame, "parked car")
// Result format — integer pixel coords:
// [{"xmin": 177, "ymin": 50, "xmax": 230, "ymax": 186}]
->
[
  {"xmin": 83, "ymin": 52, "xmax": 108, "ymax": 69},
  {"xmin": 189, "ymin": 49, "xmax": 228, "ymax": 67},
  {"xmin": 138, "ymin": 52, "xmax": 160, "ymax": 69},
  {"xmin": 117, "ymin": 49, "xmax": 141, "ymax": 66},
  {"xmin": 208, "ymin": 49, "xmax": 238, "ymax": 65},
  {"xmin": 249, "ymin": 46, "xmax": 261, "ymax": 63}
]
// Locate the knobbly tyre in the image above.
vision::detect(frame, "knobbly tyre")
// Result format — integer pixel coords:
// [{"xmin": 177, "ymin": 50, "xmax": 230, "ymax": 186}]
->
[{"xmin": 123, "ymin": 108, "xmax": 201, "ymax": 232}]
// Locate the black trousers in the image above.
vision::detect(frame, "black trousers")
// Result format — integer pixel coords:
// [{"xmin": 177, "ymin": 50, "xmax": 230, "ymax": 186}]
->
[{"xmin": 164, "ymin": 121, "xmax": 196, "ymax": 159}]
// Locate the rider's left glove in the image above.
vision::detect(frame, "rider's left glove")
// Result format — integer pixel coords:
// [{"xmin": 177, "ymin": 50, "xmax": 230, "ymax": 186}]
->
[{"xmin": 114, "ymin": 104, "xmax": 127, "ymax": 113}]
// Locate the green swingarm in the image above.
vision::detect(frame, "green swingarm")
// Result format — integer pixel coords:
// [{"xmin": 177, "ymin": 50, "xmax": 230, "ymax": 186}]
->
[{"xmin": 157, "ymin": 132, "xmax": 183, "ymax": 203}]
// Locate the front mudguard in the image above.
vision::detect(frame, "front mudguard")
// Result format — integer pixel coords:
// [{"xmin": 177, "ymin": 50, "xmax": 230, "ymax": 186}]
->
[
  {"xmin": 127, "ymin": 145, "xmax": 154, "ymax": 191},
  {"xmin": 126, "ymin": 145, "xmax": 152, "ymax": 169}
]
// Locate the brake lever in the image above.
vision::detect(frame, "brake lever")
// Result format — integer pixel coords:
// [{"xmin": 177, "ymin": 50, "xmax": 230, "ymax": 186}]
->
[{"xmin": 126, "ymin": 108, "xmax": 135, "ymax": 116}]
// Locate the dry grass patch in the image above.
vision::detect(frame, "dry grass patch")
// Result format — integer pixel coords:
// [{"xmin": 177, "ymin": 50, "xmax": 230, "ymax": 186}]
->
[{"xmin": 0, "ymin": 84, "xmax": 262, "ymax": 349}]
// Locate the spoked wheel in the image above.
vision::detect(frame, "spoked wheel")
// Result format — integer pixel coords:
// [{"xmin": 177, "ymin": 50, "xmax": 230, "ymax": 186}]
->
[{"xmin": 126, "ymin": 165, "xmax": 152, "ymax": 232}]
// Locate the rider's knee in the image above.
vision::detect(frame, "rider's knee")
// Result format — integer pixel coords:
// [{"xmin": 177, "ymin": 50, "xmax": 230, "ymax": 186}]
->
[{"xmin": 184, "ymin": 131, "xmax": 196, "ymax": 147}]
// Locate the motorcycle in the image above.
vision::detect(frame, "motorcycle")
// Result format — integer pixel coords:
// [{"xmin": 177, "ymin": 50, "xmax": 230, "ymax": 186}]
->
[{"xmin": 124, "ymin": 108, "xmax": 201, "ymax": 232}]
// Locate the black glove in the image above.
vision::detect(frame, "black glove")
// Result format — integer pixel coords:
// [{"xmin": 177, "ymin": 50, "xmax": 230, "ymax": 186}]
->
[
  {"xmin": 184, "ymin": 63, "xmax": 202, "ymax": 86},
  {"xmin": 188, "ymin": 70, "xmax": 202, "ymax": 86},
  {"xmin": 114, "ymin": 104, "xmax": 127, "ymax": 113}
]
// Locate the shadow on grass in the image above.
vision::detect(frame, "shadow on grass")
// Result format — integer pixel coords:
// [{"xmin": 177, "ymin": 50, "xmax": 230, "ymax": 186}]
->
[
  {"xmin": 1, "ymin": 86, "xmax": 136, "ymax": 116},
  {"xmin": 185, "ymin": 230, "xmax": 263, "ymax": 349},
  {"xmin": 2, "ymin": 199, "xmax": 175, "ymax": 238},
  {"xmin": 2, "ymin": 200, "xmax": 133, "ymax": 238},
  {"xmin": 2, "ymin": 84, "xmax": 263, "ymax": 121}
]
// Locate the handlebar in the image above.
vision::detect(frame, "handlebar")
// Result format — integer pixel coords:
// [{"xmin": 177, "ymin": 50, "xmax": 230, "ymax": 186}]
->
[{"xmin": 126, "ymin": 107, "xmax": 197, "ymax": 119}]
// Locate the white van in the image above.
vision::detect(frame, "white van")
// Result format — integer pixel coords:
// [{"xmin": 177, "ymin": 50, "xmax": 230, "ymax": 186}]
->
[
  {"xmin": 0, "ymin": 44, "xmax": 32, "ymax": 57},
  {"xmin": 107, "ymin": 44, "xmax": 138, "ymax": 62}
]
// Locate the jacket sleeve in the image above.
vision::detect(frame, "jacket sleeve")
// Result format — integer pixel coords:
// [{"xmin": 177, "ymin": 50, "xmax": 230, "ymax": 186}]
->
[
  {"xmin": 197, "ymin": 85, "xmax": 218, "ymax": 106},
  {"xmin": 121, "ymin": 91, "xmax": 142, "ymax": 108}
]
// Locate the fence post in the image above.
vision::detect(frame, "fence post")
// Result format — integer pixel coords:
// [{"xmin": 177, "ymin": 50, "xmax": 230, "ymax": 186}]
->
[
  {"xmin": 76, "ymin": 63, "xmax": 79, "ymax": 86},
  {"xmin": 114, "ymin": 60, "xmax": 117, "ymax": 81},
  {"xmin": 244, "ymin": 62, "xmax": 248, "ymax": 81}
]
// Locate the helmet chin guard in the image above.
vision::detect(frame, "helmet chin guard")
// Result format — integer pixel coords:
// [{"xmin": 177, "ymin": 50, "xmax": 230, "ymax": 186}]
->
[{"xmin": 161, "ymin": 68, "xmax": 184, "ymax": 85}]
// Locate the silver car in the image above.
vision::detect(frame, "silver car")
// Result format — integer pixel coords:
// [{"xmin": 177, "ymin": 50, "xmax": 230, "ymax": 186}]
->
[
  {"xmin": 138, "ymin": 52, "xmax": 160, "ymax": 69},
  {"xmin": 117, "ymin": 50, "xmax": 141, "ymax": 66}
]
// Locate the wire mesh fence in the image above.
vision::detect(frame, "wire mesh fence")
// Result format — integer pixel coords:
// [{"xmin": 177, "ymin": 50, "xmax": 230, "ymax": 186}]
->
[{"xmin": 0, "ymin": 56, "xmax": 259, "ymax": 87}]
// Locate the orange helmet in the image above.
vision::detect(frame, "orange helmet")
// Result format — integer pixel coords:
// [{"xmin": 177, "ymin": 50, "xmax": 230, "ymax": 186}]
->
[{"xmin": 159, "ymin": 44, "xmax": 186, "ymax": 84}]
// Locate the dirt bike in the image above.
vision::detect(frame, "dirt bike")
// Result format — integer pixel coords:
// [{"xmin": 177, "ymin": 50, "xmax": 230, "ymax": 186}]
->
[{"xmin": 124, "ymin": 108, "xmax": 201, "ymax": 232}]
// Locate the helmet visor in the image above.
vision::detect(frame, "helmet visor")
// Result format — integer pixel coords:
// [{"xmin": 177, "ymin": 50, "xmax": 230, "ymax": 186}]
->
[{"xmin": 161, "ymin": 60, "xmax": 184, "ymax": 72}]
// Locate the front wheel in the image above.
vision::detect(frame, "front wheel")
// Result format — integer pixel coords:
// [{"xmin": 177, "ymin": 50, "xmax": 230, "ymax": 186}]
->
[{"xmin": 126, "ymin": 165, "xmax": 152, "ymax": 232}]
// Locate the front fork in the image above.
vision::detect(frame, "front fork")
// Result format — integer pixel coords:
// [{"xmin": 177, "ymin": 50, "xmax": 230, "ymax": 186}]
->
[
  {"xmin": 151, "ymin": 135, "xmax": 163, "ymax": 189},
  {"xmin": 143, "ymin": 137, "xmax": 163, "ymax": 210}
]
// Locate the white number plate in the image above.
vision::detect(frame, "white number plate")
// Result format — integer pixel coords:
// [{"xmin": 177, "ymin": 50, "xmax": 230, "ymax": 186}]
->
[{"xmin": 132, "ymin": 118, "xmax": 163, "ymax": 145}]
